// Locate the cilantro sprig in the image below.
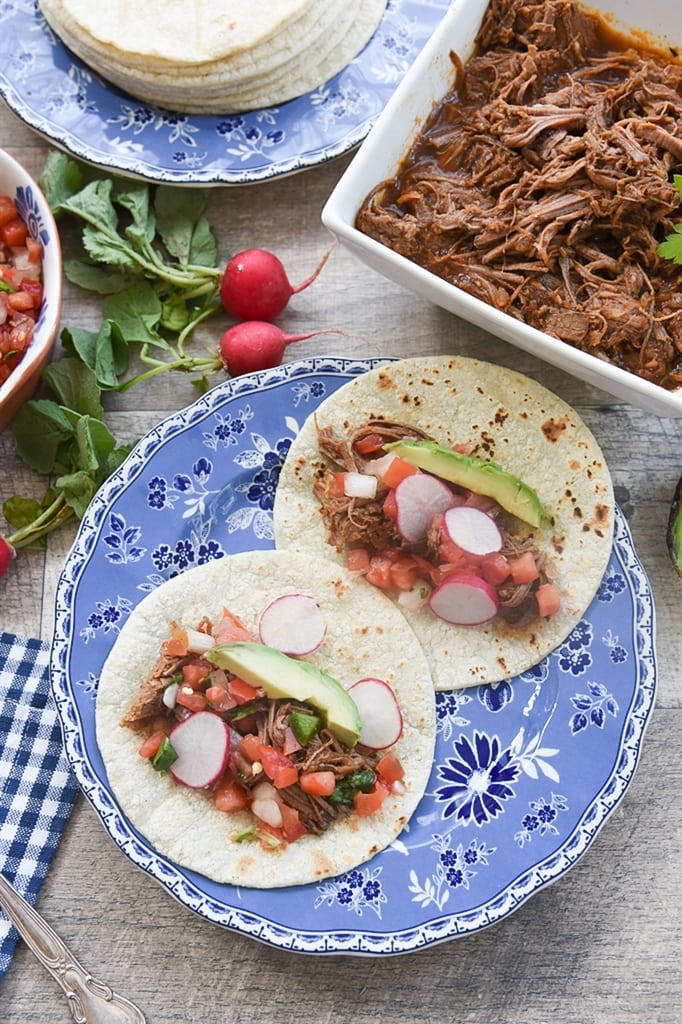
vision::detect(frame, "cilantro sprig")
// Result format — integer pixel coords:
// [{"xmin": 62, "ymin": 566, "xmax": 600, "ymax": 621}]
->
[
  {"xmin": 2, "ymin": 153, "xmax": 226, "ymax": 559},
  {"xmin": 658, "ymin": 174, "xmax": 682, "ymax": 265}
]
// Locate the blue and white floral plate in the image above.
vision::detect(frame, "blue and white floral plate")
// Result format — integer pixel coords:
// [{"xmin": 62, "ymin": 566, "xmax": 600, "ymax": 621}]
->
[
  {"xmin": 1, "ymin": 0, "xmax": 449, "ymax": 185},
  {"xmin": 51, "ymin": 358, "xmax": 657, "ymax": 955}
]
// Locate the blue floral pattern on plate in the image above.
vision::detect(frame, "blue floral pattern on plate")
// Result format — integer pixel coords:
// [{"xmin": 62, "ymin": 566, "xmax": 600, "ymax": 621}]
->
[
  {"xmin": 0, "ymin": 0, "xmax": 449, "ymax": 184},
  {"xmin": 50, "ymin": 357, "xmax": 657, "ymax": 956}
]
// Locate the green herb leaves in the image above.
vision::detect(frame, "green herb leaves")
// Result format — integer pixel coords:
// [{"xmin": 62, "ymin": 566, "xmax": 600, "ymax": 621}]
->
[
  {"xmin": 658, "ymin": 174, "xmax": 682, "ymax": 265},
  {"xmin": 2, "ymin": 153, "xmax": 225, "ymax": 556}
]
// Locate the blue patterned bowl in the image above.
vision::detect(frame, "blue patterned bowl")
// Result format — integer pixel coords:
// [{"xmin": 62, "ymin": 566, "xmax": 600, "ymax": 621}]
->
[{"xmin": 0, "ymin": 148, "xmax": 62, "ymax": 431}]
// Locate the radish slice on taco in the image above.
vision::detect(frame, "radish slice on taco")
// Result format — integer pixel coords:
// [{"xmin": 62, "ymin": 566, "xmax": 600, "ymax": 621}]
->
[
  {"xmin": 96, "ymin": 550, "xmax": 435, "ymax": 888},
  {"xmin": 273, "ymin": 356, "xmax": 614, "ymax": 690}
]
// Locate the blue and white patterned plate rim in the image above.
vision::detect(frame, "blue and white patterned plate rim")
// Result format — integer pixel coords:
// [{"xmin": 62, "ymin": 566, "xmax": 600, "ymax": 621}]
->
[
  {"xmin": 1, "ymin": 0, "xmax": 450, "ymax": 185},
  {"xmin": 50, "ymin": 356, "xmax": 657, "ymax": 956}
]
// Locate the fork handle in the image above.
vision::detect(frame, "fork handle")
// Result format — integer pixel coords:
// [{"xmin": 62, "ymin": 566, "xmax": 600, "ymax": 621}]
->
[{"xmin": 0, "ymin": 871, "xmax": 146, "ymax": 1023}]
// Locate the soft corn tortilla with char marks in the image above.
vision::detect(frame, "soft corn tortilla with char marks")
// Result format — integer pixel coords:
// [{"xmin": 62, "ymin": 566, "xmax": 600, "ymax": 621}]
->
[{"xmin": 273, "ymin": 356, "xmax": 614, "ymax": 690}]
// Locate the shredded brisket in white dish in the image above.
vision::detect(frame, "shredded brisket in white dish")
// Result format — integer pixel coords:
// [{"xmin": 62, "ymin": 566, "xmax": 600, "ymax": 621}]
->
[{"xmin": 356, "ymin": 0, "xmax": 682, "ymax": 390}]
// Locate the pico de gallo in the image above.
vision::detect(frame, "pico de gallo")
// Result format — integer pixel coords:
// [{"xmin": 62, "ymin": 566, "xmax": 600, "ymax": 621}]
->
[
  {"xmin": 0, "ymin": 194, "xmax": 43, "ymax": 387},
  {"xmin": 122, "ymin": 609, "xmax": 406, "ymax": 850},
  {"xmin": 312, "ymin": 417, "xmax": 562, "ymax": 627}
]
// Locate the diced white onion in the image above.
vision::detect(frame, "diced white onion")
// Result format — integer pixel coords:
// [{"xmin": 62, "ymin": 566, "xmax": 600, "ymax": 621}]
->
[
  {"xmin": 363, "ymin": 452, "xmax": 397, "ymax": 478},
  {"xmin": 344, "ymin": 472, "xmax": 378, "ymax": 499},
  {"xmin": 11, "ymin": 248, "xmax": 30, "ymax": 270},
  {"xmin": 162, "ymin": 682, "xmax": 179, "ymax": 709},
  {"xmin": 186, "ymin": 628, "xmax": 216, "ymax": 654},
  {"xmin": 397, "ymin": 584, "xmax": 431, "ymax": 611},
  {"xmin": 251, "ymin": 782, "xmax": 282, "ymax": 828}
]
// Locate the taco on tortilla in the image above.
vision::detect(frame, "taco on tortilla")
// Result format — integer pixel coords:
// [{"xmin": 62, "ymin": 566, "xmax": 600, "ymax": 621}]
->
[
  {"xmin": 273, "ymin": 356, "xmax": 614, "ymax": 690},
  {"xmin": 96, "ymin": 550, "xmax": 435, "ymax": 888}
]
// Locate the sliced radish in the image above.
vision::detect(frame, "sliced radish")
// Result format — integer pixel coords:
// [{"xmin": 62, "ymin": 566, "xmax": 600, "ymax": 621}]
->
[
  {"xmin": 258, "ymin": 593, "xmax": 327, "ymax": 656},
  {"xmin": 393, "ymin": 472, "xmax": 457, "ymax": 543},
  {"xmin": 429, "ymin": 572, "xmax": 500, "ymax": 626},
  {"xmin": 168, "ymin": 711, "xmax": 231, "ymax": 789},
  {"xmin": 442, "ymin": 505, "xmax": 503, "ymax": 556},
  {"xmin": 347, "ymin": 678, "xmax": 403, "ymax": 750},
  {"xmin": 344, "ymin": 471, "xmax": 378, "ymax": 499}
]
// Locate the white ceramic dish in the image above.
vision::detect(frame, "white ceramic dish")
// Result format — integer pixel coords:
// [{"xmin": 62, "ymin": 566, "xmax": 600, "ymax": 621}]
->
[
  {"xmin": 322, "ymin": 0, "xmax": 682, "ymax": 419},
  {"xmin": 0, "ymin": 149, "xmax": 62, "ymax": 431}
]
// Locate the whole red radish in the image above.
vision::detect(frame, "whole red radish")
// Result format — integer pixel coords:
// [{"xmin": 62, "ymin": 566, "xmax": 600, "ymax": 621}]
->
[
  {"xmin": 220, "ymin": 245, "xmax": 334, "ymax": 322},
  {"xmin": 0, "ymin": 537, "xmax": 15, "ymax": 577},
  {"xmin": 219, "ymin": 321, "xmax": 341, "ymax": 377}
]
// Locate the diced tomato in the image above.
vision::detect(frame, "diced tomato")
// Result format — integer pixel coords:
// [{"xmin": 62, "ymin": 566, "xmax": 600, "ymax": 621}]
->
[
  {"xmin": 508, "ymin": 550, "xmax": 540, "ymax": 584},
  {"xmin": 25, "ymin": 237, "xmax": 42, "ymax": 263},
  {"xmin": 535, "ymin": 582, "xmax": 561, "ymax": 617},
  {"xmin": 238, "ymin": 733, "xmax": 263, "ymax": 762},
  {"xmin": 451, "ymin": 441, "xmax": 476, "ymax": 455},
  {"xmin": 258, "ymin": 745, "xmax": 299, "ymax": 789},
  {"xmin": 354, "ymin": 780, "xmax": 390, "ymax": 816},
  {"xmin": 213, "ymin": 608, "xmax": 253, "ymax": 643},
  {"xmin": 382, "ymin": 488, "xmax": 398, "ymax": 520},
  {"xmin": 138, "ymin": 729, "xmax": 167, "ymax": 759},
  {"xmin": 18, "ymin": 278, "xmax": 42, "ymax": 306},
  {"xmin": 162, "ymin": 626, "xmax": 189, "ymax": 656},
  {"xmin": 182, "ymin": 662, "xmax": 209, "ymax": 689},
  {"xmin": 437, "ymin": 530, "xmax": 477, "ymax": 569},
  {"xmin": 206, "ymin": 684, "xmax": 237, "ymax": 712},
  {"xmin": 389, "ymin": 555, "xmax": 418, "ymax": 592},
  {"xmin": 346, "ymin": 547, "xmax": 371, "ymax": 574},
  {"xmin": 380, "ymin": 456, "xmax": 419, "ymax": 489},
  {"xmin": 228, "ymin": 676, "xmax": 261, "ymax": 704},
  {"xmin": 175, "ymin": 686, "xmax": 208, "ymax": 712},
  {"xmin": 376, "ymin": 752, "xmax": 405, "ymax": 784},
  {"xmin": 214, "ymin": 775, "xmax": 250, "ymax": 812},
  {"xmin": 299, "ymin": 770, "xmax": 337, "ymax": 797},
  {"xmin": 366, "ymin": 553, "xmax": 395, "ymax": 590},
  {"xmin": 0, "ymin": 196, "xmax": 16, "ymax": 227},
  {"xmin": 480, "ymin": 551, "xmax": 511, "ymax": 586},
  {"xmin": 7, "ymin": 289, "xmax": 35, "ymax": 312},
  {"xmin": 2, "ymin": 217, "xmax": 28, "ymax": 247},
  {"xmin": 279, "ymin": 802, "xmax": 307, "ymax": 843},
  {"xmin": 327, "ymin": 471, "xmax": 347, "ymax": 498},
  {"xmin": 354, "ymin": 433, "xmax": 387, "ymax": 455}
]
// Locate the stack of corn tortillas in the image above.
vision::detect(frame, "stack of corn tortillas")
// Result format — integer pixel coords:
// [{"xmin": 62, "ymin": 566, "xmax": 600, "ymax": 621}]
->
[{"xmin": 39, "ymin": 0, "xmax": 387, "ymax": 113}]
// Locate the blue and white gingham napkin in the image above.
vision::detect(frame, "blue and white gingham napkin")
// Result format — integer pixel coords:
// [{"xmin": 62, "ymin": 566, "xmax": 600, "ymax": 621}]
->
[{"xmin": 0, "ymin": 632, "xmax": 78, "ymax": 979}]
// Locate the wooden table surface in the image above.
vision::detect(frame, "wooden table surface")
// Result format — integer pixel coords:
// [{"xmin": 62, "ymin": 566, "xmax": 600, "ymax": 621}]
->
[{"xmin": 1, "ymin": 97, "xmax": 680, "ymax": 1024}]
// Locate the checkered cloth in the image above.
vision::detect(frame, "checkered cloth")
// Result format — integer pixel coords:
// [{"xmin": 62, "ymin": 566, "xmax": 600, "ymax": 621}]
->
[{"xmin": 0, "ymin": 632, "xmax": 78, "ymax": 979}]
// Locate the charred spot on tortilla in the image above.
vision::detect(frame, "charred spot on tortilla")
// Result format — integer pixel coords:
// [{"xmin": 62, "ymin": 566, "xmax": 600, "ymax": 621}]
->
[{"xmin": 542, "ymin": 416, "xmax": 570, "ymax": 442}]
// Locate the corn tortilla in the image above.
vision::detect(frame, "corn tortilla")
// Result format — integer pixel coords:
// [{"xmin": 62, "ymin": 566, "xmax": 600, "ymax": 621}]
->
[
  {"xmin": 96, "ymin": 550, "xmax": 435, "ymax": 888},
  {"xmin": 273, "ymin": 356, "xmax": 615, "ymax": 690}
]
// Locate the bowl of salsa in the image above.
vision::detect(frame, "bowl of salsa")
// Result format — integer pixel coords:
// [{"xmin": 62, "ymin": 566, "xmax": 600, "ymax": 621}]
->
[{"xmin": 0, "ymin": 147, "xmax": 62, "ymax": 431}]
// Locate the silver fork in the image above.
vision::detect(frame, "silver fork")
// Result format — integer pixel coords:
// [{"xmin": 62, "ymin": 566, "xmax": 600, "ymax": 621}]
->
[{"xmin": 0, "ymin": 870, "xmax": 146, "ymax": 1023}]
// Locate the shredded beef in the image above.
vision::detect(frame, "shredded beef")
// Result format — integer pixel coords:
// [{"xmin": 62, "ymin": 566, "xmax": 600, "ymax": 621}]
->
[
  {"xmin": 120, "ymin": 652, "xmax": 185, "ymax": 728},
  {"xmin": 356, "ymin": 0, "xmax": 682, "ymax": 390}
]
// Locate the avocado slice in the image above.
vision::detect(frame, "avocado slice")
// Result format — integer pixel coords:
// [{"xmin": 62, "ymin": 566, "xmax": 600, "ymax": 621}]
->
[
  {"xmin": 205, "ymin": 641, "xmax": 362, "ymax": 748},
  {"xmin": 385, "ymin": 439, "xmax": 553, "ymax": 529}
]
